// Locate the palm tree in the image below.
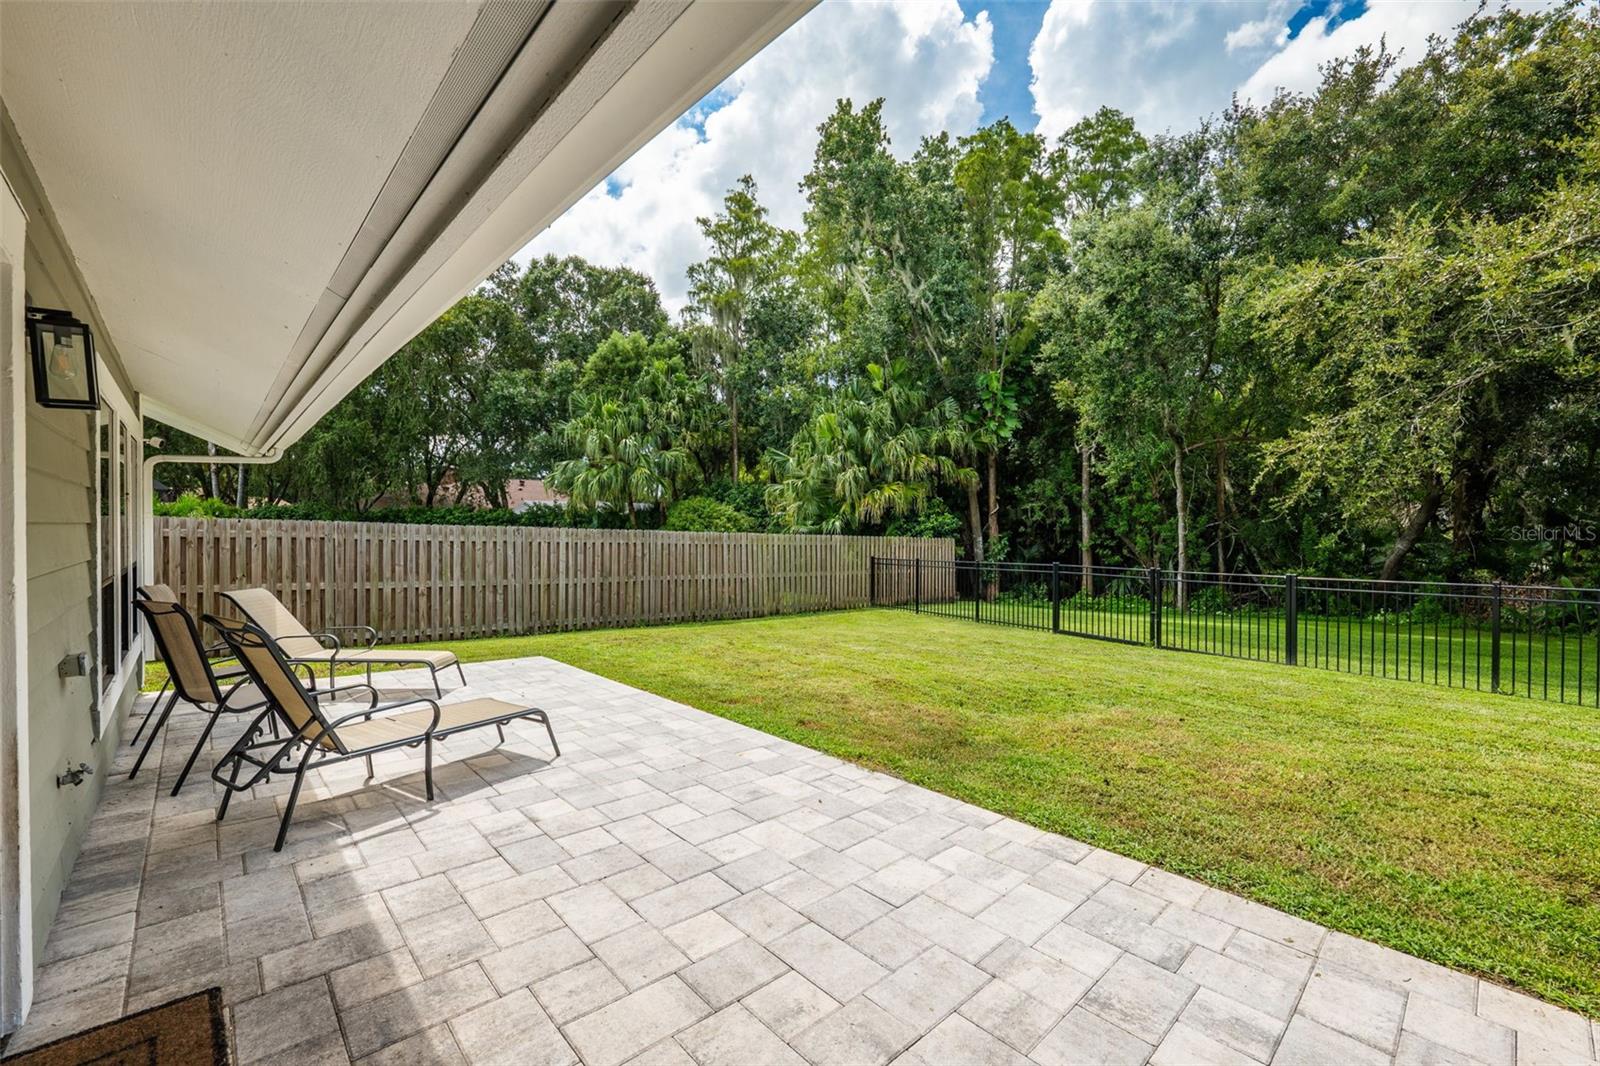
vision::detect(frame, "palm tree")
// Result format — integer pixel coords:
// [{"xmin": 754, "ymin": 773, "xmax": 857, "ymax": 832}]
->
[
  {"xmin": 767, "ymin": 361, "xmax": 975, "ymax": 533},
  {"xmin": 551, "ymin": 363, "xmax": 698, "ymax": 526}
]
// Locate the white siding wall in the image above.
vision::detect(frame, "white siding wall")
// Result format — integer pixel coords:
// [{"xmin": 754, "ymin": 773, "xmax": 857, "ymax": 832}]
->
[
  {"xmin": 21, "ymin": 389, "xmax": 127, "ymax": 957},
  {"xmin": 4, "ymin": 119, "xmax": 143, "ymax": 966}
]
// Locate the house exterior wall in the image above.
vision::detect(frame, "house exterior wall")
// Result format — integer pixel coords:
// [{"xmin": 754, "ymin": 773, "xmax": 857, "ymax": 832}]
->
[
  {"xmin": 2, "ymin": 114, "xmax": 143, "ymax": 999},
  {"xmin": 21, "ymin": 388, "xmax": 128, "ymax": 958}
]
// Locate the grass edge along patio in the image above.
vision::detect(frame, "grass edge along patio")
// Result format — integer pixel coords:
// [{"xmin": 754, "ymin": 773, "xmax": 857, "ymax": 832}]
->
[
  {"xmin": 10, "ymin": 625, "xmax": 1594, "ymax": 1065},
  {"xmin": 138, "ymin": 604, "xmax": 1600, "ymax": 1019}
]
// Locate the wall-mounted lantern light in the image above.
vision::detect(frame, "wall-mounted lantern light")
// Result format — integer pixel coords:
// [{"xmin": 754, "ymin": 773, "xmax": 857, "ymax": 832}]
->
[{"xmin": 26, "ymin": 306, "xmax": 100, "ymax": 410}]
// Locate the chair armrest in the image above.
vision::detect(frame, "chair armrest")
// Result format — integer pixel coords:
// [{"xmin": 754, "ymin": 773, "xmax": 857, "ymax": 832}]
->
[
  {"xmin": 309, "ymin": 630, "xmax": 344, "ymax": 652},
  {"xmin": 309, "ymin": 682, "xmax": 380, "ymax": 707},
  {"xmin": 217, "ymin": 677, "xmax": 271, "ymax": 713},
  {"xmin": 323, "ymin": 625, "xmax": 379, "ymax": 651},
  {"xmin": 325, "ymin": 696, "xmax": 441, "ymax": 737}
]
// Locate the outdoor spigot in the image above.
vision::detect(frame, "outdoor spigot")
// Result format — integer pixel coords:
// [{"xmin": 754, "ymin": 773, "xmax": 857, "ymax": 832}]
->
[{"xmin": 57, "ymin": 762, "xmax": 93, "ymax": 788}]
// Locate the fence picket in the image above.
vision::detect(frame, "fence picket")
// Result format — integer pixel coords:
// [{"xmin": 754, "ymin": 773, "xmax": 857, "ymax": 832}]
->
[{"xmin": 157, "ymin": 518, "xmax": 953, "ymax": 645}]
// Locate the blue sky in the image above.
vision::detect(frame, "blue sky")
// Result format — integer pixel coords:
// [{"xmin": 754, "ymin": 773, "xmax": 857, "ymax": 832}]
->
[
  {"xmin": 681, "ymin": 0, "xmax": 1379, "ymax": 139},
  {"xmin": 524, "ymin": 0, "xmax": 1489, "ymax": 311},
  {"xmin": 958, "ymin": 0, "xmax": 1049, "ymax": 129},
  {"xmin": 1288, "ymin": 0, "xmax": 1370, "ymax": 41}
]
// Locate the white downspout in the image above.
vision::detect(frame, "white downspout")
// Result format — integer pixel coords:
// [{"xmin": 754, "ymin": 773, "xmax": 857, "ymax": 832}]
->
[{"xmin": 140, "ymin": 450, "xmax": 280, "ymax": 643}]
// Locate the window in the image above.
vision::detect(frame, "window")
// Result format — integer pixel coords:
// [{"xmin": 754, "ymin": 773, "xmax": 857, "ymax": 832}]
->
[
  {"xmin": 119, "ymin": 421, "xmax": 135, "ymax": 656},
  {"xmin": 93, "ymin": 396, "xmax": 140, "ymax": 733},
  {"xmin": 98, "ymin": 408, "xmax": 113, "ymax": 686}
]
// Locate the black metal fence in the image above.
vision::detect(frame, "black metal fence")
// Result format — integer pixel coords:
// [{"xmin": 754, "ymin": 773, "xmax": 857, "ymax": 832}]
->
[{"xmin": 869, "ymin": 557, "xmax": 1600, "ymax": 707}]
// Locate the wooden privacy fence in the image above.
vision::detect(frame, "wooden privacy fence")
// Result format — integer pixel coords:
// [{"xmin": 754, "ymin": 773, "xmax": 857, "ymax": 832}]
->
[{"xmin": 154, "ymin": 518, "xmax": 955, "ymax": 643}]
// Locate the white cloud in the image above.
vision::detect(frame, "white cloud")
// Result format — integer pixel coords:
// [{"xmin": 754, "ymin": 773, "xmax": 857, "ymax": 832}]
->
[
  {"xmin": 1226, "ymin": 1, "xmax": 1296, "ymax": 52},
  {"xmin": 1029, "ymin": 0, "xmax": 1231, "ymax": 137},
  {"xmin": 519, "ymin": 0, "xmax": 994, "ymax": 315},
  {"xmin": 1238, "ymin": 2, "xmax": 1475, "ymax": 104},
  {"xmin": 1029, "ymin": 0, "xmax": 1480, "ymax": 141}
]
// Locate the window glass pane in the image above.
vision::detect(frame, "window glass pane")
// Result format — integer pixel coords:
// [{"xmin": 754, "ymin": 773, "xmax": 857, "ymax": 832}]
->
[
  {"xmin": 119, "ymin": 422, "xmax": 133, "ymax": 654},
  {"xmin": 98, "ymin": 407, "xmax": 115, "ymax": 683}
]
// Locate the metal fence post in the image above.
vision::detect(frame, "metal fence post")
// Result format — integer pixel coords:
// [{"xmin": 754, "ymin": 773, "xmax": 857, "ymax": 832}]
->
[
  {"xmin": 975, "ymin": 563, "xmax": 982, "ymax": 622},
  {"xmin": 1050, "ymin": 561, "xmax": 1061, "ymax": 634},
  {"xmin": 1490, "ymin": 580, "xmax": 1503, "ymax": 691},
  {"xmin": 1284, "ymin": 574, "xmax": 1299, "ymax": 666},
  {"xmin": 914, "ymin": 559, "xmax": 922, "ymax": 614},
  {"xmin": 869, "ymin": 556, "xmax": 877, "ymax": 607},
  {"xmin": 1148, "ymin": 567, "xmax": 1162, "ymax": 646}
]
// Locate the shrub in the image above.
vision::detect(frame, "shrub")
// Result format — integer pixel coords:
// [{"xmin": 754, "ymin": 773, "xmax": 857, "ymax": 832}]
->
[
  {"xmin": 152, "ymin": 498, "xmax": 662, "ymax": 530},
  {"xmin": 886, "ymin": 498, "xmax": 961, "ymax": 540},
  {"xmin": 154, "ymin": 493, "xmax": 242, "ymax": 518},
  {"xmin": 703, "ymin": 478, "xmax": 776, "ymax": 531},
  {"xmin": 245, "ymin": 502, "xmax": 343, "ymax": 521},
  {"xmin": 664, "ymin": 496, "xmax": 752, "ymax": 533}
]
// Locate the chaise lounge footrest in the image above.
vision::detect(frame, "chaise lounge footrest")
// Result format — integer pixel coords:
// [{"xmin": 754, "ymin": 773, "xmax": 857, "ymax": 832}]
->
[
  {"xmin": 205, "ymin": 613, "xmax": 561, "ymax": 851},
  {"xmin": 335, "ymin": 698, "xmax": 555, "ymax": 748}
]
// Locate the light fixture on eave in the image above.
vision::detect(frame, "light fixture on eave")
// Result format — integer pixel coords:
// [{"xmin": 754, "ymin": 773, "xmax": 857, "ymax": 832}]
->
[{"xmin": 26, "ymin": 306, "xmax": 99, "ymax": 409}]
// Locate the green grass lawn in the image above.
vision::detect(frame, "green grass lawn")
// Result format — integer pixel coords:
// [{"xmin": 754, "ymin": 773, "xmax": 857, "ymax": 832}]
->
[{"xmin": 148, "ymin": 608, "xmax": 1600, "ymax": 1014}]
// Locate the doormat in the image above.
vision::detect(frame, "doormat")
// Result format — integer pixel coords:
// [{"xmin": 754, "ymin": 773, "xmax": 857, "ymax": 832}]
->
[{"xmin": 2, "ymin": 987, "xmax": 228, "ymax": 1065}]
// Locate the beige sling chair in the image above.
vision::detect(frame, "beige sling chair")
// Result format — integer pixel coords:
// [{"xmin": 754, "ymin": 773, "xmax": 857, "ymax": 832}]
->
[
  {"xmin": 222, "ymin": 587, "xmax": 464, "ymax": 696},
  {"xmin": 206, "ymin": 615, "xmax": 559, "ymax": 851},
  {"xmin": 131, "ymin": 583, "xmax": 228, "ymax": 747},
  {"xmin": 131, "ymin": 585, "xmax": 319, "ymax": 748},
  {"xmin": 130, "ymin": 587, "xmax": 272, "ymax": 796}
]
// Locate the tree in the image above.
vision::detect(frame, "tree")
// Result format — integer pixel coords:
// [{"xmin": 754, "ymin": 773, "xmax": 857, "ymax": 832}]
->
[
  {"xmin": 1049, "ymin": 107, "xmax": 1146, "ymax": 589},
  {"xmin": 550, "ymin": 332, "xmax": 710, "ymax": 525},
  {"xmin": 801, "ymin": 100, "xmax": 983, "ymax": 552},
  {"xmin": 1233, "ymin": 3, "xmax": 1600, "ymax": 580},
  {"xmin": 496, "ymin": 255, "xmax": 669, "ymax": 367},
  {"xmin": 802, "ymin": 101, "xmax": 972, "ymax": 379},
  {"xmin": 686, "ymin": 176, "xmax": 793, "ymax": 480},
  {"xmin": 1058, "ymin": 106, "xmax": 1147, "ymax": 217},
  {"xmin": 766, "ymin": 361, "xmax": 975, "ymax": 533},
  {"xmin": 1249, "ymin": 133, "xmax": 1600, "ymax": 580},
  {"xmin": 954, "ymin": 119, "xmax": 1064, "ymax": 574},
  {"xmin": 1034, "ymin": 207, "xmax": 1215, "ymax": 603}
]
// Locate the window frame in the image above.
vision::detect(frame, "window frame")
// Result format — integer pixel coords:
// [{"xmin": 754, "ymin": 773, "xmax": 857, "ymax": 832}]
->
[{"xmin": 92, "ymin": 361, "xmax": 140, "ymax": 736}]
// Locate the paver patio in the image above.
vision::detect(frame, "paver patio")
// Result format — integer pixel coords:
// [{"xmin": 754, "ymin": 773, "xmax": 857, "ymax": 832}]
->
[{"xmin": 8, "ymin": 656, "xmax": 1597, "ymax": 1065}]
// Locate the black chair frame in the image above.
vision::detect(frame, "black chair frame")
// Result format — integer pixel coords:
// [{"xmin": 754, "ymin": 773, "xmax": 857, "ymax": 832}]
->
[
  {"xmin": 307, "ymin": 623, "xmax": 468, "ymax": 698},
  {"xmin": 130, "ymin": 598, "xmax": 272, "ymax": 796},
  {"xmin": 208, "ymin": 615, "xmax": 559, "ymax": 852},
  {"xmin": 207, "ymin": 615, "xmax": 446, "ymax": 852}
]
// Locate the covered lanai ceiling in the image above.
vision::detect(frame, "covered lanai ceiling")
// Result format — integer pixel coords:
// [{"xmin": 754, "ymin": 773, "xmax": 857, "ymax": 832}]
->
[{"xmin": 1, "ymin": 0, "xmax": 811, "ymax": 453}]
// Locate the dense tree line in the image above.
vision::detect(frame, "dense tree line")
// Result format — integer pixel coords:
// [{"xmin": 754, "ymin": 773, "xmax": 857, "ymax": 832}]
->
[{"xmin": 154, "ymin": 5, "xmax": 1600, "ymax": 584}]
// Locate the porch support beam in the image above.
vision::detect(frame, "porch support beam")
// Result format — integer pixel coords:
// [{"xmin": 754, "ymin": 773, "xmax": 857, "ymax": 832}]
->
[{"xmin": 0, "ymin": 167, "xmax": 33, "ymax": 1035}]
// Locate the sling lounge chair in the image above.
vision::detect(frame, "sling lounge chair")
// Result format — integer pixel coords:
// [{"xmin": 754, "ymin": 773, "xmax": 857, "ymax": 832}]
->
[
  {"xmin": 130, "ymin": 591, "xmax": 271, "ymax": 796},
  {"xmin": 206, "ymin": 615, "xmax": 559, "ymax": 851},
  {"xmin": 132, "ymin": 583, "xmax": 234, "ymax": 747},
  {"xmin": 222, "ymin": 587, "xmax": 464, "ymax": 696},
  {"xmin": 131, "ymin": 585, "xmax": 319, "ymax": 747}
]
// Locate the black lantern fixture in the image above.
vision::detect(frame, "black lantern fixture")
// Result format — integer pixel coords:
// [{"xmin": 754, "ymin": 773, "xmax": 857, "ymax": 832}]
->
[{"xmin": 26, "ymin": 306, "xmax": 100, "ymax": 410}]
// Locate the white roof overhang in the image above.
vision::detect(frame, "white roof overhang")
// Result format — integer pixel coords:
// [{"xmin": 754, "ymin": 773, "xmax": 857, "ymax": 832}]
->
[{"xmin": 1, "ymin": 0, "xmax": 812, "ymax": 454}]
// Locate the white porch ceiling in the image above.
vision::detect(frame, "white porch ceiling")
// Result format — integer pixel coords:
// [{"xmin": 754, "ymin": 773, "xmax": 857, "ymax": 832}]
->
[{"xmin": 0, "ymin": 0, "xmax": 812, "ymax": 454}]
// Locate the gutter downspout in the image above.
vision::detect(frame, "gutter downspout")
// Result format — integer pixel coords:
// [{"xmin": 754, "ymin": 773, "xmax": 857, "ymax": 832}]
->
[{"xmin": 140, "ymin": 450, "xmax": 280, "ymax": 646}]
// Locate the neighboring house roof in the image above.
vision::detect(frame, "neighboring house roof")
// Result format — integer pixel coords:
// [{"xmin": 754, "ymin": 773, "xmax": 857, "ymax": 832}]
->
[
  {"xmin": 373, "ymin": 475, "xmax": 567, "ymax": 512},
  {"xmin": 507, "ymin": 479, "xmax": 567, "ymax": 509},
  {"xmin": 0, "ymin": 0, "xmax": 813, "ymax": 456}
]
